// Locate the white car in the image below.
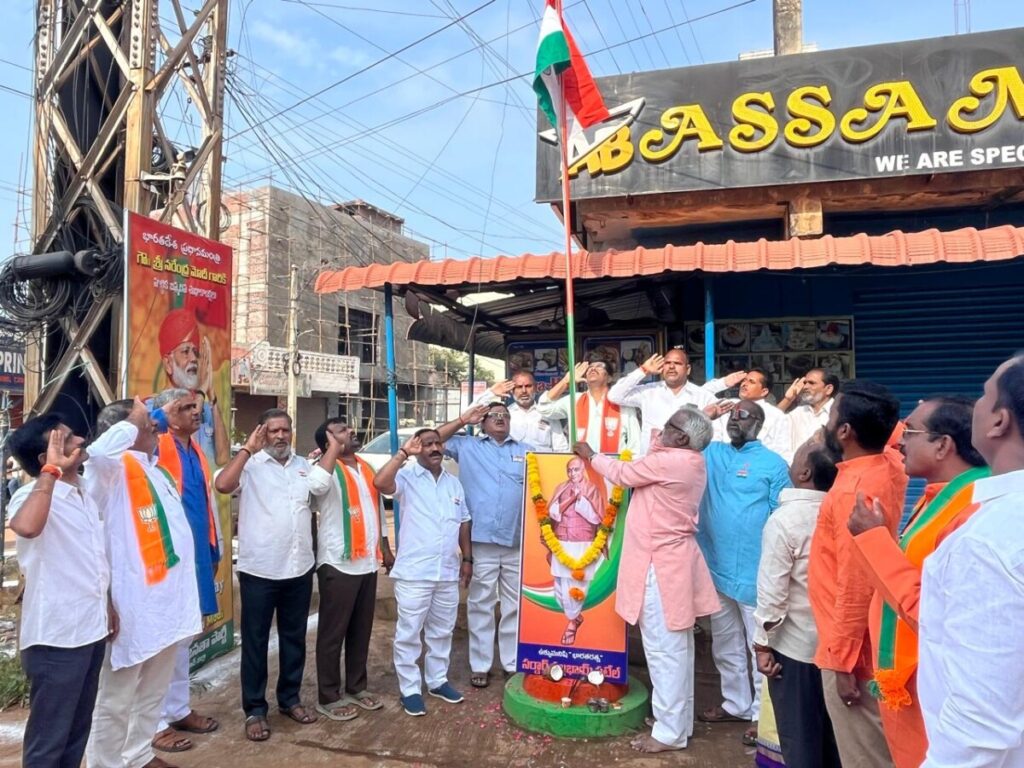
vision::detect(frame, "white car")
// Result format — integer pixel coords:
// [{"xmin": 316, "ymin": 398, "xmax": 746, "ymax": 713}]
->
[{"xmin": 358, "ymin": 427, "xmax": 460, "ymax": 476}]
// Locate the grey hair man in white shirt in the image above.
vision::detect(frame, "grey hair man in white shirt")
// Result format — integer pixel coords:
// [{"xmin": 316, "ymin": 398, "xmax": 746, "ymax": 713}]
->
[
  {"xmin": 917, "ymin": 356, "xmax": 1024, "ymax": 767},
  {"xmin": 753, "ymin": 440, "xmax": 842, "ymax": 768},
  {"xmin": 779, "ymin": 368, "xmax": 841, "ymax": 452},
  {"xmin": 472, "ymin": 372, "xmax": 568, "ymax": 452},
  {"xmin": 215, "ymin": 408, "xmax": 319, "ymax": 742}
]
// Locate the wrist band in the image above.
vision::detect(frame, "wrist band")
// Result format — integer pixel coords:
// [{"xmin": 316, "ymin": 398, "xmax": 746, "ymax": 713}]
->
[
  {"xmin": 40, "ymin": 464, "xmax": 63, "ymax": 480},
  {"xmin": 238, "ymin": 447, "xmax": 252, "ymax": 458},
  {"xmin": 462, "ymin": 556, "xmax": 474, "ymax": 564},
  {"xmin": 397, "ymin": 448, "xmax": 408, "ymax": 459}
]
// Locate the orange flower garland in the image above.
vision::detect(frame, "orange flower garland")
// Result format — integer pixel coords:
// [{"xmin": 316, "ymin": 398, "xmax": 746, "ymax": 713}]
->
[{"xmin": 527, "ymin": 451, "xmax": 631, "ymax": 587}]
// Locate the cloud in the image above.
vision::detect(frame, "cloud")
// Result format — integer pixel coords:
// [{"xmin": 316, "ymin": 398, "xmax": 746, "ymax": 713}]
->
[{"xmin": 250, "ymin": 20, "xmax": 316, "ymax": 67}]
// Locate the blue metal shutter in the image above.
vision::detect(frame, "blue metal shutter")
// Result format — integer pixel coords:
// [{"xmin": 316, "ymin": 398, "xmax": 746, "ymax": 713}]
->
[{"xmin": 853, "ymin": 282, "xmax": 1024, "ymax": 525}]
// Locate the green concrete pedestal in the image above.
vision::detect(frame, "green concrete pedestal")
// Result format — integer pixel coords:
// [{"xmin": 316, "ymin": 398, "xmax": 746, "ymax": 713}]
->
[{"xmin": 502, "ymin": 674, "xmax": 649, "ymax": 738}]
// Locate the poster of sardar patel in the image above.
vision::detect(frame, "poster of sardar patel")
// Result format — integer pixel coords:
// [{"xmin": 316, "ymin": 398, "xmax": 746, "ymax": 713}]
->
[
  {"xmin": 123, "ymin": 211, "xmax": 234, "ymax": 668},
  {"xmin": 518, "ymin": 452, "xmax": 630, "ymax": 683}
]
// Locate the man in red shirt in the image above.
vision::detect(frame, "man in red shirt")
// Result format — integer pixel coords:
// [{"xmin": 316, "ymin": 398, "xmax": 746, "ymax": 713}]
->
[{"xmin": 809, "ymin": 381, "xmax": 907, "ymax": 768}]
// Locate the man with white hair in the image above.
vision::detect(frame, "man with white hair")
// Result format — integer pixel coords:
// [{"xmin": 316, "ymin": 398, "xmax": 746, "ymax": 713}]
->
[{"xmin": 575, "ymin": 407, "xmax": 720, "ymax": 753}]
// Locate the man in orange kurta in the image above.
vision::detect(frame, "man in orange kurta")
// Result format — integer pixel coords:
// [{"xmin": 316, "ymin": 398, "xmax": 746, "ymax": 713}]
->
[
  {"xmin": 849, "ymin": 397, "xmax": 988, "ymax": 768},
  {"xmin": 576, "ymin": 406, "xmax": 720, "ymax": 754},
  {"xmin": 808, "ymin": 381, "xmax": 907, "ymax": 768}
]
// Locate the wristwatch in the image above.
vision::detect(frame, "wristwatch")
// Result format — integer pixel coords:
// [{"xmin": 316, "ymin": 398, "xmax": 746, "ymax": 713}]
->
[{"xmin": 462, "ymin": 556, "xmax": 474, "ymax": 564}]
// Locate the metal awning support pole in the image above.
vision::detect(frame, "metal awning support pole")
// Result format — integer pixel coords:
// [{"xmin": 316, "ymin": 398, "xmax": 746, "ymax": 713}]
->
[
  {"xmin": 704, "ymin": 279, "xmax": 715, "ymax": 380},
  {"xmin": 384, "ymin": 283, "xmax": 401, "ymax": 540},
  {"xmin": 467, "ymin": 339, "xmax": 476, "ymax": 436}
]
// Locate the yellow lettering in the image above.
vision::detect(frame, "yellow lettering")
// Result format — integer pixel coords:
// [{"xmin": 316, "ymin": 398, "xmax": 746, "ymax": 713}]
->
[
  {"xmin": 947, "ymin": 66, "xmax": 1024, "ymax": 133},
  {"xmin": 729, "ymin": 91, "xmax": 778, "ymax": 152},
  {"xmin": 784, "ymin": 85, "xmax": 835, "ymax": 147},
  {"xmin": 840, "ymin": 81, "xmax": 937, "ymax": 143},
  {"xmin": 639, "ymin": 105, "xmax": 723, "ymax": 163},
  {"xmin": 567, "ymin": 126, "xmax": 635, "ymax": 179},
  {"xmin": 136, "ymin": 251, "xmax": 150, "ymax": 266}
]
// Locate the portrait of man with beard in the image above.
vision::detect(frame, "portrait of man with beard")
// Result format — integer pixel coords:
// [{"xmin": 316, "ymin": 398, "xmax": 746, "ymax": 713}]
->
[{"xmin": 157, "ymin": 308, "xmax": 230, "ymax": 466}]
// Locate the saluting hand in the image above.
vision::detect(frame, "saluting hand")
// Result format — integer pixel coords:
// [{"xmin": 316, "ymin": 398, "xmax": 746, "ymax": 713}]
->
[
  {"xmin": 244, "ymin": 424, "xmax": 267, "ymax": 455},
  {"xmin": 460, "ymin": 404, "xmax": 488, "ymax": 426},
  {"xmin": 45, "ymin": 426, "xmax": 81, "ymax": 472},
  {"xmin": 401, "ymin": 435, "xmax": 423, "ymax": 457},
  {"xmin": 489, "ymin": 379, "xmax": 514, "ymax": 397},
  {"xmin": 722, "ymin": 370, "xmax": 747, "ymax": 388},
  {"xmin": 786, "ymin": 377, "xmax": 805, "ymax": 401},
  {"xmin": 641, "ymin": 354, "xmax": 665, "ymax": 376}
]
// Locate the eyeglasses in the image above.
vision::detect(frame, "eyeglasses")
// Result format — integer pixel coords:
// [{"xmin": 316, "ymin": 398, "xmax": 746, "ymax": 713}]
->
[
  {"xmin": 733, "ymin": 409, "xmax": 757, "ymax": 420},
  {"xmin": 484, "ymin": 411, "xmax": 508, "ymax": 421},
  {"xmin": 902, "ymin": 427, "xmax": 941, "ymax": 438}
]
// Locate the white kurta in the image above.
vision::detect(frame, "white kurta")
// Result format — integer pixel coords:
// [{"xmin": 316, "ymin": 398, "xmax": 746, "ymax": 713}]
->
[
  {"xmin": 535, "ymin": 391, "xmax": 640, "ymax": 453},
  {"xmin": 787, "ymin": 398, "xmax": 834, "ymax": 454}
]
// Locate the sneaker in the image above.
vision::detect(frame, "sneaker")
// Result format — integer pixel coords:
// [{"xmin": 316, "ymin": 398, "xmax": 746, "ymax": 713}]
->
[
  {"xmin": 427, "ymin": 682, "xmax": 464, "ymax": 704},
  {"xmin": 400, "ymin": 693, "xmax": 427, "ymax": 716}
]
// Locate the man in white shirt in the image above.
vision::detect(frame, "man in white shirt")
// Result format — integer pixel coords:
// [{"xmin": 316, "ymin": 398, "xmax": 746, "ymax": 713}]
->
[
  {"xmin": 608, "ymin": 348, "xmax": 744, "ymax": 455},
  {"xmin": 83, "ymin": 398, "xmax": 202, "ymax": 768},
  {"xmin": 710, "ymin": 368, "xmax": 794, "ymax": 462},
  {"xmin": 537, "ymin": 359, "xmax": 640, "ymax": 453},
  {"xmin": 374, "ymin": 429, "xmax": 472, "ymax": 717},
  {"xmin": 473, "ymin": 372, "xmax": 567, "ymax": 452},
  {"xmin": 10, "ymin": 413, "xmax": 112, "ymax": 768},
  {"xmin": 215, "ymin": 409, "xmax": 318, "ymax": 741},
  {"xmin": 917, "ymin": 355, "xmax": 1024, "ymax": 767},
  {"xmin": 779, "ymin": 368, "xmax": 840, "ymax": 452},
  {"xmin": 753, "ymin": 441, "xmax": 842, "ymax": 768},
  {"xmin": 308, "ymin": 418, "xmax": 395, "ymax": 722}
]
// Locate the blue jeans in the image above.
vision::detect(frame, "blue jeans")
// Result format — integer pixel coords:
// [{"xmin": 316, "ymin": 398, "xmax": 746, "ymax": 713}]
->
[{"xmin": 21, "ymin": 640, "xmax": 106, "ymax": 768}]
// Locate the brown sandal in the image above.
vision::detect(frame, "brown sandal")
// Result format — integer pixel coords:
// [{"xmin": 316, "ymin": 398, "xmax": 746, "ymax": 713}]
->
[
  {"xmin": 168, "ymin": 711, "xmax": 219, "ymax": 734},
  {"xmin": 279, "ymin": 704, "xmax": 318, "ymax": 724},
  {"xmin": 151, "ymin": 729, "xmax": 192, "ymax": 753},
  {"xmin": 244, "ymin": 715, "xmax": 271, "ymax": 742}
]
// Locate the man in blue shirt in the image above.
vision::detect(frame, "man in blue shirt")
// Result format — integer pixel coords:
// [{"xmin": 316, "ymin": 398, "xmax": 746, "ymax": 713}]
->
[
  {"xmin": 436, "ymin": 402, "xmax": 533, "ymax": 689},
  {"xmin": 696, "ymin": 400, "xmax": 789, "ymax": 744}
]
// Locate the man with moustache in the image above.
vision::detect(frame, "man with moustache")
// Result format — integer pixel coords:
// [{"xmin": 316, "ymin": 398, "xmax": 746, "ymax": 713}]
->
[
  {"xmin": 537, "ymin": 358, "xmax": 640, "ymax": 454},
  {"xmin": 150, "ymin": 389, "xmax": 221, "ymax": 754},
  {"xmin": 157, "ymin": 308, "xmax": 229, "ymax": 466},
  {"xmin": 780, "ymin": 368, "xmax": 841, "ymax": 451},
  {"xmin": 435, "ymin": 402, "xmax": 531, "ymax": 689},
  {"xmin": 697, "ymin": 401, "xmax": 790, "ymax": 745},
  {"xmin": 808, "ymin": 381, "xmax": 907, "ymax": 768},
  {"xmin": 609, "ymin": 348, "xmax": 745, "ymax": 455},
  {"xmin": 473, "ymin": 371, "xmax": 566, "ymax": 452},
  {"xmin": 709, "ymin": 368, "xmax": 794, "ymax": 462},
  {"xmin": 916, "ymin": 358, "xmax": 1024, "ymax": 767},
  {"xmin": 373, "ymin": 429, "xmax": 471, "ymax": 717},
  {"xmin": 307, "ymin": 418, "xmax": 395, "ymax": 722},
  {"xmin": 215, "ymin": 410, "xmax": 318, "ymax": 741},
  {"xmin": 83, "ymin": 397, "xmax": 201, "ymax": 768},
  {"xmin": 848, "ymin": 396, "xmax": 987, "ymax": 768}
]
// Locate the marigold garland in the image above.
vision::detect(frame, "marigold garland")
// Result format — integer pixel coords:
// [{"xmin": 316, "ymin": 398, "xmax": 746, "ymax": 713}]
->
[{"xmin": 527, "ymin": 451, "xmax": 631, "ymax": 588}]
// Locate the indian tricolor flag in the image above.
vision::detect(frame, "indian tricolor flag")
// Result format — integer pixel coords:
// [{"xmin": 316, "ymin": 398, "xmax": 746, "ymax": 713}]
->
[{"xmin": 533, "ymin": 0, "xmax": 610, "ymax": 138}]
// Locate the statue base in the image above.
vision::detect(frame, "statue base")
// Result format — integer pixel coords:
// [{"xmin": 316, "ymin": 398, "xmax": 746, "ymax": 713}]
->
[{"xmin": 502, "ymin": 673, "xmax": 649, "ymax": 738}]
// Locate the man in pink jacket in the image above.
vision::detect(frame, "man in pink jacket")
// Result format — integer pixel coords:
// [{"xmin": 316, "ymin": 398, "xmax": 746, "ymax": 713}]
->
[{"xmin": 574, "ymin": 405, "xmax": 721, "ymax": 753}]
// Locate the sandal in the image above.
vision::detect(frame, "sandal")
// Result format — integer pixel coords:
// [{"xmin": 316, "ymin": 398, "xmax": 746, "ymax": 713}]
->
[
  {"xmin": 343, "ymin": 691, "xmax": 383, "ymax": 711},
  {"xmin": 316, "ymin": 701, "xmax": 359, "ymax": 721},
  {"xmin": 168, "ymin": 711, "xmax": 219, "ymax": 734},
  {"xmin": 244, "ymin": 716, "xmax": 270, "ymax": 742},
  {"xmin": 470, "ymin": 673, "xmax": 490, "ymax": 689},
  {"xmin": 742, "ymin": 726, "xmax": 758, "ymax": 747},
  {"xmin": 151, "ymin": 729, "xmax": 192, "ymax": 753},
  {"xmin": 698, "ymin": 705, "xmax": 749, "ymax": 723},
  {"xmin": 279, "ymin": 704, "xmax": 318, "ymax": 724}
]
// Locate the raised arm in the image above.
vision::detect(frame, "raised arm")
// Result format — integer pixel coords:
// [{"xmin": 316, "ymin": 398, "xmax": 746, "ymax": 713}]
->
[
  {"xmin": 436, "ymin": 404, "xmax": 486, "ymax": 443},
  {"xmin": 373, "ymin": 435, "xmax": 420, "ymax": 495},
  {"xmin": 608, "ymin": 365, "xmax": 653, "ymax": 408}
]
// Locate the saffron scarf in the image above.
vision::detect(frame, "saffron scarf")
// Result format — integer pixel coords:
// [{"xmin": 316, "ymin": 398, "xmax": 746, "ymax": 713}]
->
[
  {"xmin": 157, "ymin": 432, "xmax": 219, "ymax": 557},
  {"xmin": 871, "ymin": 465, "xmax": 989, "ymax": 709},
  {"xmin": 333, "ymin": 457, "xmax": 382, "ymax": 561},
  {"xmin": 124, "ymin": 453, "xmax": 180, "ymax": 585},
  {"xmin": 576, "ymin": 393, "xmax": 622, "ymax": 453}
]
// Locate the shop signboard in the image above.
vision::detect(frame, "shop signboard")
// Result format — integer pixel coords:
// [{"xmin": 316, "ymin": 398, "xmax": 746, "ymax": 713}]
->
[
  {"xmin": 122, "ymin": 211, "xmax": 235, "ymax": 669},
  {"xmin": 537, "ymin": 28, "xmax": 1024, "ymax": 201}
]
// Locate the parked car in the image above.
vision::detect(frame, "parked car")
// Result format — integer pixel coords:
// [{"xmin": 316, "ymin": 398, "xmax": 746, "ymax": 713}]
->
[{"xmin": 358, "ymin": 427, "xmax": 460, "ymax": 476}]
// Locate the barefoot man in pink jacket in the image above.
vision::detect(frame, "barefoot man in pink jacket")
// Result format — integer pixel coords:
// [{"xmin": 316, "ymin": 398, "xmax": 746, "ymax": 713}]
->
[{"xmin": 574, "ymin": 405, "xmax": 721, "ymax": 754}]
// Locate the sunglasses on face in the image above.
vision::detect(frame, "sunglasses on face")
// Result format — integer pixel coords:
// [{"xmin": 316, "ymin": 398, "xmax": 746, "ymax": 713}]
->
[
  {"xmin": 484, "ymin": 411, "xmax": 509, "ymax": 421},
  {"xmin": 732, "ymin": 409, "xmax": 756, "ymax": 420}
]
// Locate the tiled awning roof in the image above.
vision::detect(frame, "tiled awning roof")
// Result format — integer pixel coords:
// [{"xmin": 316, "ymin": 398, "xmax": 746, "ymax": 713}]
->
[{"xmin": 314, "ymin": 225, "xmax": 1024, "ymax": 294}]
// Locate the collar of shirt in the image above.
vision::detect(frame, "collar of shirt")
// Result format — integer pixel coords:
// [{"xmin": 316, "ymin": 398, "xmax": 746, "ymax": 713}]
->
[
  {"xmin": 253, "ymin": 449, "xmax": 303, "ymax": 468},
  {"xmin": 779, "ymin": 487, "xmax": 826, "ymax": 504},
  {"xmin": 479, "ymin": 433, "xmax": 518, "ymax": 447},
  {"xmin": 49, "ymin": 478, "xmax": 81, "ymax": 499},
  {"xmin": 972, "ymin": 467, "xmax": 1024, "ymax": 505}
]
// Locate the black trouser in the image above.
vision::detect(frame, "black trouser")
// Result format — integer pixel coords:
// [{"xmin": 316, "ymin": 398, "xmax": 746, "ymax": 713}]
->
[
  {"xmin": 239, "ymin": 568, "xmax": 314, "ymax": 717},
  {"xmin": 315, "ymin": 566, "xmax": 377, "ymax": 705},
  {"xmin": 766, "ymin": 650, "xmax": 842, "ymax": 768},
  {"xmin": 21, "ymin": 639, "xmax": 106, "ymax": 768}
]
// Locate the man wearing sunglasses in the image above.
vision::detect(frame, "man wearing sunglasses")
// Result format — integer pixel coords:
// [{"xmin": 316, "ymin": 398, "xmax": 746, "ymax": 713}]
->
[
  {"xmin": 697, "ymin": 400, "xmax": 790, "ymax": 746},
  {"xmin": 848, "ymin": 396, "xmax": 987, "ymax": 768},
  {"xmin": 435, "ymin": 402, "xmax": 533, "ymax": 689}
]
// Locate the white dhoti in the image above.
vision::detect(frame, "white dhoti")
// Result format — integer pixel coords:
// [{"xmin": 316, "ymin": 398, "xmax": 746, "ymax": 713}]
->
[
  {"xmin": 392, "ymin": 579, "xmax": 459, "ymax": 697},
  {"xmin": 550, "ymin": 540, "xmax": 603, "ymax": 621},
  {"xmin": 467, "ymin": 542, "xmax": 520, "ymax": 675},
  {"xmin": 86, "ymin": 643, "xmax": 178, "ymax": 768},
  {"xmin": 156, "ymin": 641, "xmax": 192, "ymax": 732},
  {"xmin": 709, "ymin": 591, "xmax": 761, "ymax": 721},
  {"xmin": 638, "ymin": 566, "xmax": 695, "ymax": 749}
]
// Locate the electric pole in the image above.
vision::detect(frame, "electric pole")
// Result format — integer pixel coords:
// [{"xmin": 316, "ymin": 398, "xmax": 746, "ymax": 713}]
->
[{"xmin": 287, "ymin": 265, "xmax": 299, "ymax": 446}]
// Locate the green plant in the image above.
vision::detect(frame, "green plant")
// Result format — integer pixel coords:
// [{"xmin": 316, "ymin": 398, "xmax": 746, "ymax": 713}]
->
[{"xmin": 0, "ymin": 655, "xmax": 29, "ymax": 710}]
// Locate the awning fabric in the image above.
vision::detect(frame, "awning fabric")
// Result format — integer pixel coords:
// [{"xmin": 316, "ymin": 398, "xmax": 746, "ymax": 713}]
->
[{"xmin": 314, "ymin": 225, "xmax": 1024, "ymax": 294}]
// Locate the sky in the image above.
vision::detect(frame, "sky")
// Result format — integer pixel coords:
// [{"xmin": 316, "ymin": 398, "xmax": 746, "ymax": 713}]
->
[{"xmin": 0, "ymin": 0, "xmax": 1021, "ymax": 263}]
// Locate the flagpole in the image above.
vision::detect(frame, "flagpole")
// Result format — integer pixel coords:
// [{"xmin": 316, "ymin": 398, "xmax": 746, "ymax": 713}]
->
[{"xmin": 555, "ymin": 0, "xmax": 578, "ymax": 447}]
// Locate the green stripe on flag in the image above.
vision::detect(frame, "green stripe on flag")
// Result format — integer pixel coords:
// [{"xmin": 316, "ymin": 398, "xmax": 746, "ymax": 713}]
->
[{"xmin": 534, "ymin": 32, "xmax": 570, "ymax": 129}]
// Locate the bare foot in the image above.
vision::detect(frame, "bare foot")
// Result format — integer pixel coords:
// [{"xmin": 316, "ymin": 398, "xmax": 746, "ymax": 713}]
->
[{"xmin": 630, "ymin": 734, "xmax": 685, "ymax": 753}]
